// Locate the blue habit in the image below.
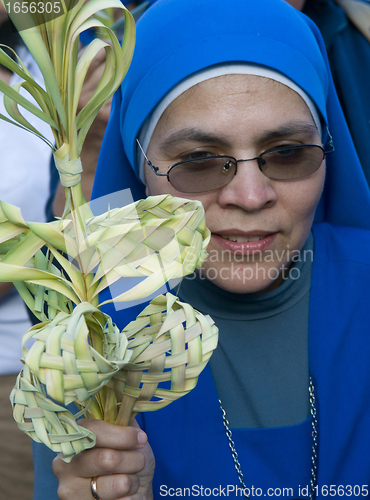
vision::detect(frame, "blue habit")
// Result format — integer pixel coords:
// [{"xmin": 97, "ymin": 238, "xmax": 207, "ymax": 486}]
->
[
  {"xmin": 135, "ymin": 225, "xmax": 370, "ymax": 498},
  {"xmin": 32, "ymin": 223, "xmax": 370, "ymax": 499},
  {"xmin": 132, "ymin": 224, "xmax": 370, "ymax": 497}
]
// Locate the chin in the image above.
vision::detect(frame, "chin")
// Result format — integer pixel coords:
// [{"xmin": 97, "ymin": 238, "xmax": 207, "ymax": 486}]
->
[{"xmin": 198, "ymin": 263, "xmax": 285, "ymax": 295}]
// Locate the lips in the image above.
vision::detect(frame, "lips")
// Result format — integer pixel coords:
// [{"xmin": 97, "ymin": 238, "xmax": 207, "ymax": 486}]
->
[
  {"xmin": 221, "ymin": 235, "xmax": 265, "ymax": 243},
  {"xmin": 212, "ymin": 231, "xmax": 277, "ymax": 255}
]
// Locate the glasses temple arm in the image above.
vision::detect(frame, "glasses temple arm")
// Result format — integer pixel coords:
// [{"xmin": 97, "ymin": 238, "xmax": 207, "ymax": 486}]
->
[
  {"xmin": 136, "ymin": 138, "xmax": 159, "ymax": 172},
  {"xmin": 325, "ymin": 127, "xmax": 335, "ymax": 153}
]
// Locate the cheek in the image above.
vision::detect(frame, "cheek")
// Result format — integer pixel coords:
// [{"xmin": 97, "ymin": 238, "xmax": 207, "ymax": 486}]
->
[
  {"xmin": 144, "ymin": 167, "xmax": 216, "ymax": 210},
  {"xmin": 145, "ymin": 177, "xmax": 183, "ymax": 199},
  {"xmin": 144, "ymin": 169, "xmax": 169, "ymax": 196},
  {"xmin": 281, "ymin": 166, "xmax": 326, "ymax": 226}
]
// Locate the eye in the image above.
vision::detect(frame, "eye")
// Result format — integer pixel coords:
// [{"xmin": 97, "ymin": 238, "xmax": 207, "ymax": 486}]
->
[
  {"xmin": 180, "ymin": 150, "xmax": 215, "ymax": 162},
  {"xmin": 264, "ymin": 145, "xmax": 305, "ymax": 163},
  {"xmin": 276, "ymin": 148, "xmax": 298, "ymax": 158},
  {"xmin": 270, "ymin": 145, "xmax": 299, "ymax": 154}
]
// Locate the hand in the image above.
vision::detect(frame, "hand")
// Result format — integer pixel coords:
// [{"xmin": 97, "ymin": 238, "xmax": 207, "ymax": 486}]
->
[
  {"xmin": 0, "ymin": 2, "xmax": 9, "ymax": 24},
  {"xmin": 0, "ymin": 282, "xmax": 14, "ymax": 299},
  {"xmin": 78, "ymin": 47, "xmax": 112, "ymax": 192},
  {"xmin": 53, "ymin": 419, "xmax": 155, "ymax": 500},
  {"xmin": 78, "ymin": 47, "xmax": 112, "ymax": 128}
]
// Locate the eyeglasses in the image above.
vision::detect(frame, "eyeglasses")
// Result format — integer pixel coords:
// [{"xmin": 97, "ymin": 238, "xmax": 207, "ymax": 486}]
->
[{"xmin": 137, "ymin": 140, "xmax": 334, "ymax": 194}]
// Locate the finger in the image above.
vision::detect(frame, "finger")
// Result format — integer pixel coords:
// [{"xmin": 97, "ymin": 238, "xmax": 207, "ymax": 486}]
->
[
  {"xmin": 53, "ymin": 447, "xmax": 146, "ymax": 479},
  {"xmin": 56, "ymin": 474, "xmax": 140, "ymax": 500},
  {"xmin": 91, "ymin": 473, "xmax": 140, "ymax": 500},
  {"xmin": 78, "ymin": 419, "xmax": 147, "ymax": 450}
]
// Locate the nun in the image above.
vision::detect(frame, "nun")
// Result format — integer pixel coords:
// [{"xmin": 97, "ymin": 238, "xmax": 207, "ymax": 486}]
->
[{"xmin": 34, "ymin": 0, "xmax": 370, "ymax": 499}]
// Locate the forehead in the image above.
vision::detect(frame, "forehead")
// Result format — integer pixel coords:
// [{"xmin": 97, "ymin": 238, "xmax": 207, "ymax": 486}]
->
[{"xmin": 153, "ymin": 74, "xmax": 318, "ymax": 144}]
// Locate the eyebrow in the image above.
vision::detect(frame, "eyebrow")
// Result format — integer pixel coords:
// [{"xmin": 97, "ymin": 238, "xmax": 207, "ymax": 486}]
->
[
  {"xmin": 256, "ymin": 122, "xmax": 320, "ymax": 145},
  {"xmin": 159, "ymin": 128, "xmax": 231, "ymax": 152},
  {"xmin": 158, "ymin": 121, "xmax": 320, "ymax": 153}
]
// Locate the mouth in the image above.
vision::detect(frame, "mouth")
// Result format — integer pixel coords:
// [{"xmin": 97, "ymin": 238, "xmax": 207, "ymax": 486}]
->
[
  {"xmin": 211, "ymin": 231, "xmax": 277, "ymax": 255},
  {"xmin": 220, "ymin": 235, "xmax": 266, "ymax": 243}
]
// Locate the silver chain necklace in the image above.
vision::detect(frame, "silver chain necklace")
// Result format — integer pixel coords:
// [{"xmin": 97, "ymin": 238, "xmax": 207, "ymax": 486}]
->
[{"xmin": 219, "ymin": 377, "xmax": 318, "ymax": 500}]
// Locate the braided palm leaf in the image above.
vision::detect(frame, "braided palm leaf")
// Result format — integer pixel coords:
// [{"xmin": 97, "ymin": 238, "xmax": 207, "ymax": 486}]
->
[
  {"xmin": 0, "ymin": 0, "xmax": 219, "ymax": 463},
  {"xmin": 10, "ymin": 294, "xmax": 218, "ymax": 462},
  {"xmin": 0, "ymin": 194, "xmax": 210, "ymax": 311},
  {"xmin": 110, "ymin": 293, "xmax": 218, "ymax": 426},
  {"xmin": 11, "ymin": 364, "xmax": 97, "ymax": 460},
  {"xmin": 85, "ymin": 195, "xmax": 210, "ymax": 302}
]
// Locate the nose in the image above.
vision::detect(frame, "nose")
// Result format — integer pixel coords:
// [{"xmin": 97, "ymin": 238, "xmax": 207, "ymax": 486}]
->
[{"xmin": 217, "ymin": 158, "xmax": 278, "ymax": 211}]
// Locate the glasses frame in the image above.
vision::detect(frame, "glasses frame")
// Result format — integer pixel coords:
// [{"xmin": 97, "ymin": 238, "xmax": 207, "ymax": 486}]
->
[{"xmin": 137, "ymin": 136, "xmax": 335, "ymax": 193}]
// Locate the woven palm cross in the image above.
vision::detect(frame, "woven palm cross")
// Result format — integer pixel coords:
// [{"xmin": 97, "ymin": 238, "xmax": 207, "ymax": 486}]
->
[{"xmin": 0, "ymin": 1, "xmax": 218, "ymax": 462}]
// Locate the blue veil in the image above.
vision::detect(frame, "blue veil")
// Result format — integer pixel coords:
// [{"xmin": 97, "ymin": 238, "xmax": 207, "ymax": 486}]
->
[{"xmin": 93, "ymin": 0, "xmax": 370, "ymax": 229}]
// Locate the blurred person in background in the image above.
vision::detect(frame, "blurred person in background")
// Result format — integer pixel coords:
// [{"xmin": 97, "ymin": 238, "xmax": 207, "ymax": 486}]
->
[
  {"xmin": 0, "ymin": 5, "xmax": 53, "ymax": 499},
  {"xmin": 288, "ymin": 0, "xmax": 370, "ymax": 186}
]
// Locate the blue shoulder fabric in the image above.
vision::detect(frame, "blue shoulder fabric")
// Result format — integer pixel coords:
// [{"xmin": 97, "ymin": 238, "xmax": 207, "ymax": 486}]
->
[{"xmin": 93, "ymin": 0, "xmax": 370, "ymax": 230}]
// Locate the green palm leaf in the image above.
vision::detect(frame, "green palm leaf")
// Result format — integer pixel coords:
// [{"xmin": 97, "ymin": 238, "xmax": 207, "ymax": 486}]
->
[{"xmin": 0, "ymin": 0, "xmax": 218, "ymax": 463}]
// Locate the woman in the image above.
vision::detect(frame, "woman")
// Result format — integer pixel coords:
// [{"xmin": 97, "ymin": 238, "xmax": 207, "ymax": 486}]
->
[{"xmin": 33, "ymin": 0, "xmax": 370, "ymax": 498}]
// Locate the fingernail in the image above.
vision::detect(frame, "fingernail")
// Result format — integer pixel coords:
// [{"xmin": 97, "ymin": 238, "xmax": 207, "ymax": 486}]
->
[{"xmin": 137, "ymin": 431, "xmax": 147, "ymax": 445}]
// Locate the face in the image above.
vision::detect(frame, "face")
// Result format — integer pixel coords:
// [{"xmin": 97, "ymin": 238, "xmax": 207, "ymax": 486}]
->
[
  {"xmin": 0, "ymin": 3, "xmax": 8, "ymax": 24},
  {"xmin": 285, "ymin": 0, "xmax": 306, "ymax": 10},
  {"xmin": 144, "ymin": 74, "xmax": 325, "ymax": 294}
]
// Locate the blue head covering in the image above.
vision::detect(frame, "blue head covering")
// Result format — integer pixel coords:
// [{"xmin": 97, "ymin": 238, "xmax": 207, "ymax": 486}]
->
[{"xmin": 93, "ymin": 0, "xmax": 370, "ymax": 230}]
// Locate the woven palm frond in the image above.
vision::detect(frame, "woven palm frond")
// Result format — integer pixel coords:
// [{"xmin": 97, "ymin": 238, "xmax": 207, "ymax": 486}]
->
[
  {"xmin": 111, "ymin": 293, "xmax": 219, "ymax": 426},
  {"xmin": 80, "ymin": 194, "xmax": 210, "ymax": 303},
  {"xmin": 10, "ymin": 293, "xmax": 218, "ymax": 460},
  {"xmin": 10, "ymin": 301, "xmax": 132, "ymax": 461},
  {"xmin": 0, "ymin": 195, "xmax": 210, "ymax": 309},
  {"xmin": 17, "ymin": 302, "xmax": 132, "ymax": 408},
  {"xmin": 10, "ymin": 364, "xmax": 97, "ymax": 461},
  {"xmin": 0, "ymin": 0, "xmax": 219, "ymax": 463}
]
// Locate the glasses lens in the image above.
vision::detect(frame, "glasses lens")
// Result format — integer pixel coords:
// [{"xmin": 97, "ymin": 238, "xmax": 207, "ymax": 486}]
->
[
  {"xmin": 260, "ymin": 145, "xmax": 325, "ymax": 180},
  {"xmin": 169, "ymin": 157, "xmax": 236, "ymax": 193}
]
